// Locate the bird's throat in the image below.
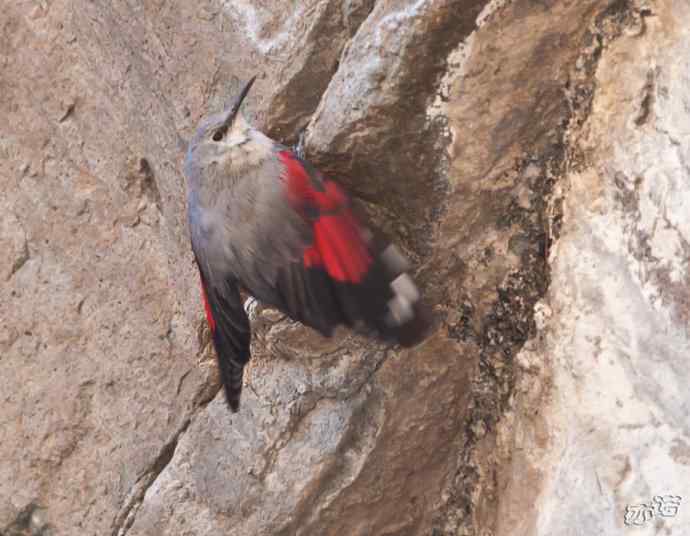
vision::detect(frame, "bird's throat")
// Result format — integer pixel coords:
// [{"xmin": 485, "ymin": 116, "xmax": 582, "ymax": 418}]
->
[{"xmin": 221, "ymin": 128, "xmax": 273, "ymax": 176}]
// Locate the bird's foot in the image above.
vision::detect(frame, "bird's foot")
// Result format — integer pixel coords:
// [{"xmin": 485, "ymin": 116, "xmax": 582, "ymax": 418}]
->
[
  {"xmin": 243, "ymin": 296, "xmax": 259, "ymax": 319},
  {"xmin": 294, "ymin": 128, "xmax": 308, "ymax": 160},
  {"xmin": 244, "ymin": 297, "xmax": 290, "ymax": 331}
]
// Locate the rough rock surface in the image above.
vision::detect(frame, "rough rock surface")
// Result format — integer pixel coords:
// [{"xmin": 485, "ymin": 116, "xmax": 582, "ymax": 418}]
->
[
  {"xmin": 1, "ymin": 0, "xmax": 688, "ymax": 535},
  {"xmin": 493, "ymin": 1, "xmax": 690, "ymax": 535}
]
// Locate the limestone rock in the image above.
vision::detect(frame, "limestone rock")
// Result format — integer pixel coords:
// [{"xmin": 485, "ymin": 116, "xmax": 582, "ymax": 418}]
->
[{"xmin": 495, "ymin": 1, "xmax": 690, "ymax": 535}]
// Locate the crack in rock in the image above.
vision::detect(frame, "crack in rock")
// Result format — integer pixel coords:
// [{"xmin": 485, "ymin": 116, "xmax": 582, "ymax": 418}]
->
[
  {"xmin": 111, "ymin": 370, "xmax": 222, "ymax": 536},
  {"xmin": 8, "ymin": 238, "xmax": 29, "ymax": 280},
  {"xmin": 110, "ymin": 417, "xmax": 192, "ymax": 536}
]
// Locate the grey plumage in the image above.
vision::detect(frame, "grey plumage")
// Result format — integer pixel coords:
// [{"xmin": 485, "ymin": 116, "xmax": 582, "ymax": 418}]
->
[{"xmin": 185, "ymin": 78, "xmax": 430, "ymax": 412}]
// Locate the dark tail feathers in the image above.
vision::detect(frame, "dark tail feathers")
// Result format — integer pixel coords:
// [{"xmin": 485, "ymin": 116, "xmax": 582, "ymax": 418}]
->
[{"xmin": 217, "ymin": 356, "xmax": 244, "ymax": 413}]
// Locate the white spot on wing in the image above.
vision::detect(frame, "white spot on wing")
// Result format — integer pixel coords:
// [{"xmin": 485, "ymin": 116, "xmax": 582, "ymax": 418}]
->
[
  {"xmin": 381, "ymin": 244, "xmax": 411, "ymax": 274},
  {"xmin": 386, "ymin": 295, "xmax": 414, "ymax": 326},
  {"xmin": 391, "ymin": 273, "xmax": 420, "ymax": 303}
]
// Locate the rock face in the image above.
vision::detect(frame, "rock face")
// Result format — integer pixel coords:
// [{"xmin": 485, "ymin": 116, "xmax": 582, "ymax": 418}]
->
[
  {"xmin": 493, "ymin": 1, "xmax": 690, "ymax": 535},
  {"xmin": 1, "ymin": 0, "xmax": 687, "ymax": 535}
]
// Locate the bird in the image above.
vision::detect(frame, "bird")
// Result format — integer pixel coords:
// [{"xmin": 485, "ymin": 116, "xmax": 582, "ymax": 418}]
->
[{"xmin": 184, "ymin": 76, "xmax": 430, "ymax": 412}]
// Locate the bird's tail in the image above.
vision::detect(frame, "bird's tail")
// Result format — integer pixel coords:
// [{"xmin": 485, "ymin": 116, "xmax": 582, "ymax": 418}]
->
[
  {"xmin": 199, "ymin": 273, "xmax": 251, "ymax": 413},
  {"xmin": 218, "ymin": 358, "xmax": 244, "ymax": 413}
]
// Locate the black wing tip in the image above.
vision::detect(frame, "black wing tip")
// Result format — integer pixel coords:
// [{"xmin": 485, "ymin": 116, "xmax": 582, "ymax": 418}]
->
[
  {"xmin": 393, "ymin": 302, "xmax": 433, "ymax": 348},
  {"xmin": 222, "ymin": 380, "xmax": 242, "ymax": 413},
  {"xmin": 228, "ymin": 397, "xmax": 241, "ymax": 413},
  {"xmin": 215, "ymin": 347, "xmax": 246, "ymax": 413},
  {"xmin": 374, "ymin": 299, "xmax": 432, "ymax": 348}
]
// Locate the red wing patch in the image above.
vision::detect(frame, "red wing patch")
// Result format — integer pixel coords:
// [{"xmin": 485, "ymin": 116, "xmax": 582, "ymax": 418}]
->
[
  {"xmin": 200, "ymin": 279, "xmax": 216, "ymax": 332},
  {"xmin": 278, "ymin": 150, "xmax": 372, "ymax": 283}
]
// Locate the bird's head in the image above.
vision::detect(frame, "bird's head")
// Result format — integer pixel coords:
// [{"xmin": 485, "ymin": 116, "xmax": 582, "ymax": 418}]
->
[{"xmin": 185, "ymin": 76, "xmax": 259, "ymax": 181}]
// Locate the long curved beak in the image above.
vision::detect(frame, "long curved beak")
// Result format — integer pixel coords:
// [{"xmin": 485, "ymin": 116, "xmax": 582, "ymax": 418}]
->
[{"xmin": 220, "ymin": 76, "xmax": 256, "ymax": 129}]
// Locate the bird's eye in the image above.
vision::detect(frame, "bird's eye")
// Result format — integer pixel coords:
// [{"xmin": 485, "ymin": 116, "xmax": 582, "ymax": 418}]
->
[{"xmin": 212, "ymin": 129, "xmax": 224, "ymax": 142}]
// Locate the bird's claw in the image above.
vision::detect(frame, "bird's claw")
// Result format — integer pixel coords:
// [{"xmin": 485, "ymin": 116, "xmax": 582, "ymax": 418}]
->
[
  {"xmin": 294, "ymin": 128, "xmax": 308, "ymax": 160},
  {"xmin": 243, "ymin": 296, "xmax": 258, "ymax": 318}
]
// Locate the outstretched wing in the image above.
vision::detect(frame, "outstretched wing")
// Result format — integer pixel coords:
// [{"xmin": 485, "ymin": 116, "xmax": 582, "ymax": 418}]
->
[
  {"xmin": 243, "ymin": 149, "xmax": 429, "ymax": 346},
  {"xmin": 197, "ymin": 267, "xmax": 250, "ymax": 412}
]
